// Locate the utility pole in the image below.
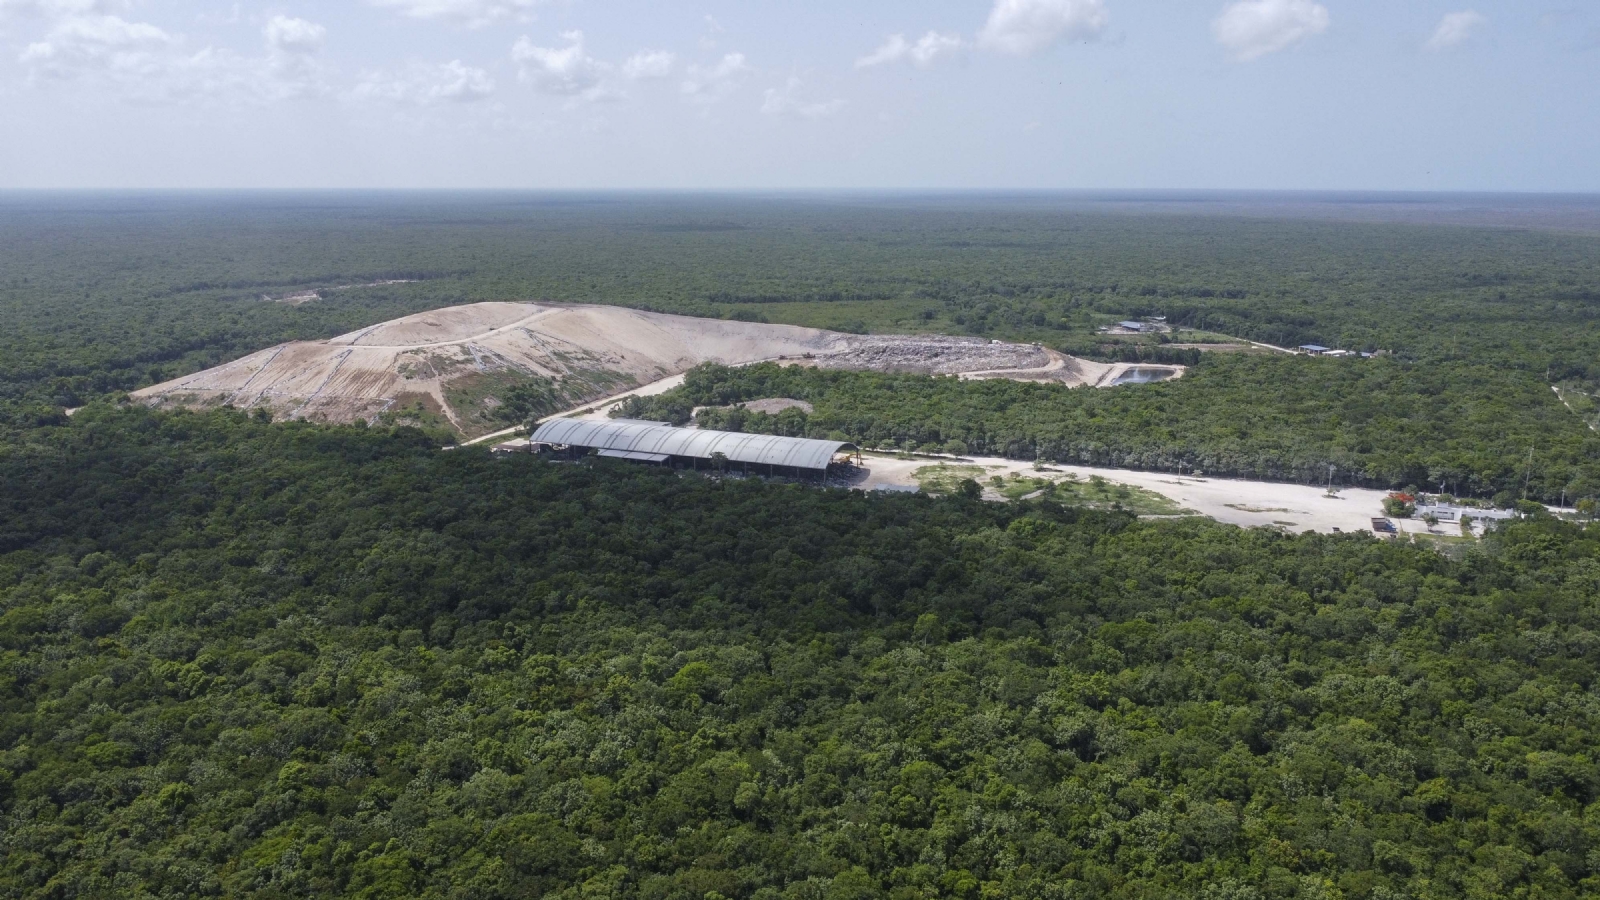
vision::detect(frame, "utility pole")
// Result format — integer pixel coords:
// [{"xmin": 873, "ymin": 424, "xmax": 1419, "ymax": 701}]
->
[{"xmin": 1522, "ymin": 446, "xmax": 1535, "ymax": 500}]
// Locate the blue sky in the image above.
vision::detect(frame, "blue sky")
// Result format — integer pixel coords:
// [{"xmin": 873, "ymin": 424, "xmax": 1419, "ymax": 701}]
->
[{"xmin": 0, "ymin": 0, "xmax": 1595, "ymax": 190}]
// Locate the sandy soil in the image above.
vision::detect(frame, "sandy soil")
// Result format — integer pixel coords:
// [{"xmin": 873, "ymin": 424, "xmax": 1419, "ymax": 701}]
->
[
  {"xmin": 1245, "ymin": 340, "xmax": 1296, "ymax": 354},
  {"xmin": 557, "ymin": 373, "xmax": 689, "ymax": 423},
  {"xmin": 484, "ymin": 424, "xmax": 1502, "ymax": 536},
  {"xmin": 486, "ymin": 430, "xmax": 1441, "ymax": 535},
  {"xmin": 134, "ymin": 303, "xmax": 852, "ymax": 435},
  {"xmin": 696, "ymin": 398, "xmax": 814, "ymax": 416},
  {"xmin": 960, "ymin": 352, "xmax": 1185, "ymax": 388},
  {"xmin": 1163, "ymin": 342, "xmax": 1274, "ymax": 354},
  {"xmin": 264, "ymin": 280, "xmax": 419, "ymax": 305},
  {"xmin": 854, "ymin": 452, "xmax": 1402, "ymax": 535},
  {"xmin": 134, "ymin": 302, "xmax": 1160, "ymax": 437}
]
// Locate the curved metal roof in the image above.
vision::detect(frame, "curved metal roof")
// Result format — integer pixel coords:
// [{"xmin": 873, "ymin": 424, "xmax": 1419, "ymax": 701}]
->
[{"xmin": 531, "ymin": 418, "xmax": 854, "ymax": 471}]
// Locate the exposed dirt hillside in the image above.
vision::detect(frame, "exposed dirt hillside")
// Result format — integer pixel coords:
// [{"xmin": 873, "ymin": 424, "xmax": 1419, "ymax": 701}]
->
[{"xmin": 133, "ymin": 302, "xmax": 1180, "ymax": 437}]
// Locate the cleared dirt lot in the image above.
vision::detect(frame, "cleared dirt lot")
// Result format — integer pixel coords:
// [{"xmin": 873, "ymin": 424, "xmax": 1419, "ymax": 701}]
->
[{"xmin": 856, "ymin": 452, "xmax": 1397, "ymax": 535}]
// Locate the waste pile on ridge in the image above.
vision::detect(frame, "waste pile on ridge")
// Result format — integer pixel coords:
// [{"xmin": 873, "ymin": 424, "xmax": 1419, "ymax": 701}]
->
[
  {"xmin": 817, "ymin": 335, "xmax": 1050, "ymax": 375},
  {"xmin": 133, "ymin": 301, "xmax": 1182, "ymax": 437}
]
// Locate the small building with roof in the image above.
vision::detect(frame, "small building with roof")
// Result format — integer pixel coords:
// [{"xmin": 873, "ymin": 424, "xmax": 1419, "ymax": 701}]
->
[
  {"xmin": 529, "ymin": 418, "xmax": 860, "ymax": 482},
  {"xmin": 1412, "ymin": 501, "xmax": 1519, "ymax": 524}
]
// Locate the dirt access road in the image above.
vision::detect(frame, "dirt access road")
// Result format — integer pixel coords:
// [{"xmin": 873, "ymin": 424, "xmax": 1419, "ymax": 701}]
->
[
  {"xmin": 462, "ymin": 373, "xmax": 688, "ymax": 447},
  {"xmin": 483, "ymin": 384, "xmax": 1494, "ymax": 537},
  {"xmin": 141, "ymin": 301, "xmax": 1167, "ymax": 438},
  {"xmin": 478, "ymin": 374, "xmax": 1392, "ymax": 534}
]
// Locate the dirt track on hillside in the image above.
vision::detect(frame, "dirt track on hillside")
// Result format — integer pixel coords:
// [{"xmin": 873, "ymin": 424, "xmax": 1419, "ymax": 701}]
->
[{"xmin": 133, "ymin": 302, "xmax": 1184, "ymax": 437}]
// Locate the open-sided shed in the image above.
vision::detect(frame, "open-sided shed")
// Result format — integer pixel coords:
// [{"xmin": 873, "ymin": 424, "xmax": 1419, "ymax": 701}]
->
[{"xmin": 530, "ymin": 418, "xmax": 858, "ymax": 480}]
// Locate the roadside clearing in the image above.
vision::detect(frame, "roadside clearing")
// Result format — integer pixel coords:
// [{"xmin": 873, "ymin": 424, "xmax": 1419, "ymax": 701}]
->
[
  {"xmin": 859, "ymin": 453, "xmax": 1405, "ymax": 535},
  {"xmin": 477, "ymin": 383, "xmax": 1477, "ymax": 536}
]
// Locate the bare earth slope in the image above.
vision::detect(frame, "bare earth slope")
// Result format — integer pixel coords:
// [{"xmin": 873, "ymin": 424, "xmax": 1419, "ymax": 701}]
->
[{"xmin": 134, "ymin": 302, "xmax": 1181, "ymax": 437}]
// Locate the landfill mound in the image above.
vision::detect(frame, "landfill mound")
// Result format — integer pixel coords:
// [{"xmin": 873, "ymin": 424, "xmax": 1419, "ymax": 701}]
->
[
  {"xmin": 820, "ymin": 335, "xmax": 1050, "ymax": 374},
  {"xmin": 134, "ymin": 302, "xmax": 1178, "ymax": 437}
]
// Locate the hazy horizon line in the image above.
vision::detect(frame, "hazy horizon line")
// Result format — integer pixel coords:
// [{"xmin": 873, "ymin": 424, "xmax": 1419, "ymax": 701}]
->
[{"xmin": 3, "ymin": 187, "xmax": 1599, "ymax": 198}]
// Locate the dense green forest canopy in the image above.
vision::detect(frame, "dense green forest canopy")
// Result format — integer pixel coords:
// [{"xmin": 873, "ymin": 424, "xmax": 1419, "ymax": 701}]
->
[
  {"xmin": 5, "ymin": 195, "xmax": 1600, "ymax": 895},
  {"xmin": 622, "ymin": 361, "xmax": 1595, "ymax": 500},
  {"xmin": 3, "ymin": 406, "xmax": 1600, "ymax": 899},
  {"xmin": 2, "ymin": 193, "xmax": 1599, "ymax": 497}
]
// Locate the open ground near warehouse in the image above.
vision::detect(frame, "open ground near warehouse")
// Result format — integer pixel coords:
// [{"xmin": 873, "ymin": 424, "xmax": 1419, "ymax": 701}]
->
[{"xmin": 855, "ymin": 453, "xmax": 1460, "ymax": 535}]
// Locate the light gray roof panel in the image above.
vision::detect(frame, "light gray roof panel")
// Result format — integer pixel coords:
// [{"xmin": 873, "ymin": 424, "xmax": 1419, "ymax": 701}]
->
[
  {"xmin": 531, "ymin": 418, "xmax": 854, "ymax": 471},
  {"xmin": 596, "ymin": 449, "xmax": 670, "ymax": 463}
]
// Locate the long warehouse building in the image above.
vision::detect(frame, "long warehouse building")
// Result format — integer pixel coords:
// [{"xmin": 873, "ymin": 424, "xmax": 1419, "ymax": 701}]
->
[{"xmin": 530, "ymin": 418, "xmax": 858, "ymax": 481}]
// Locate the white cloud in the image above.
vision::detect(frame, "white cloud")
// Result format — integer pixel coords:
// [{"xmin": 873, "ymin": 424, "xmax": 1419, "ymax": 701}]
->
[
  {"xmin": 264, "ymin": 16, "xmax": 324, "ymax": 56},
  {"xmin": 19, "ymin": 14, "xmax": 175, "ymax": 79},
  {"xmin": 977, "ymin": 0, "xmax": 1107, "ymax": 56},
  {"xmin": 0, "ymin": 0, "xmax": 123, "ymax": 18},
  {"xmin": 512, "ymin": 30, "xmax": 611, "ymax": 98},
  {"xmin": 366, "ymin": 0, "xmax": 539, "ymax": 28},
  {"xmin": 857, "ymin": 31, "xmax": 963, "ymax": 68},
  {"xmin": 1426, "ymin": 11, "xmax": 1486, "ymax": 51},
  {"xmin": 261, "ymin": 17, "xmax": 329, "ymax": 98},
  {"xmin": 17, "ymin": 11, "xmax": 331, "ymax": 101},
  {"xmin": 622, "ymin": 49, "xmax": 674, "ymax": 80},
  {"xmin": 681, "ymin": 52, "xmax": 749, "ymax": 104},
  {"xmin": 1212, "ymin": 0, "xmax": 1329, "ymax": 62},
  {"xmin": 352, "ymin": 60, "xmax": 494, "ymax": 104},
  {"xmin": 760, "ymin": 76, "xmax": 844, "ymax": 119}
]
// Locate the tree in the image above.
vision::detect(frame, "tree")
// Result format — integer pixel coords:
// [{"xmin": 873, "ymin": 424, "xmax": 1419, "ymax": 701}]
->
[
  {"xmin": 1383, "ymin": 496, "xmax": 1415, "ymax": 518},
  {"xmin": 6, "ymin": 407, "xmax": 1600, "ymax": 897}
]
